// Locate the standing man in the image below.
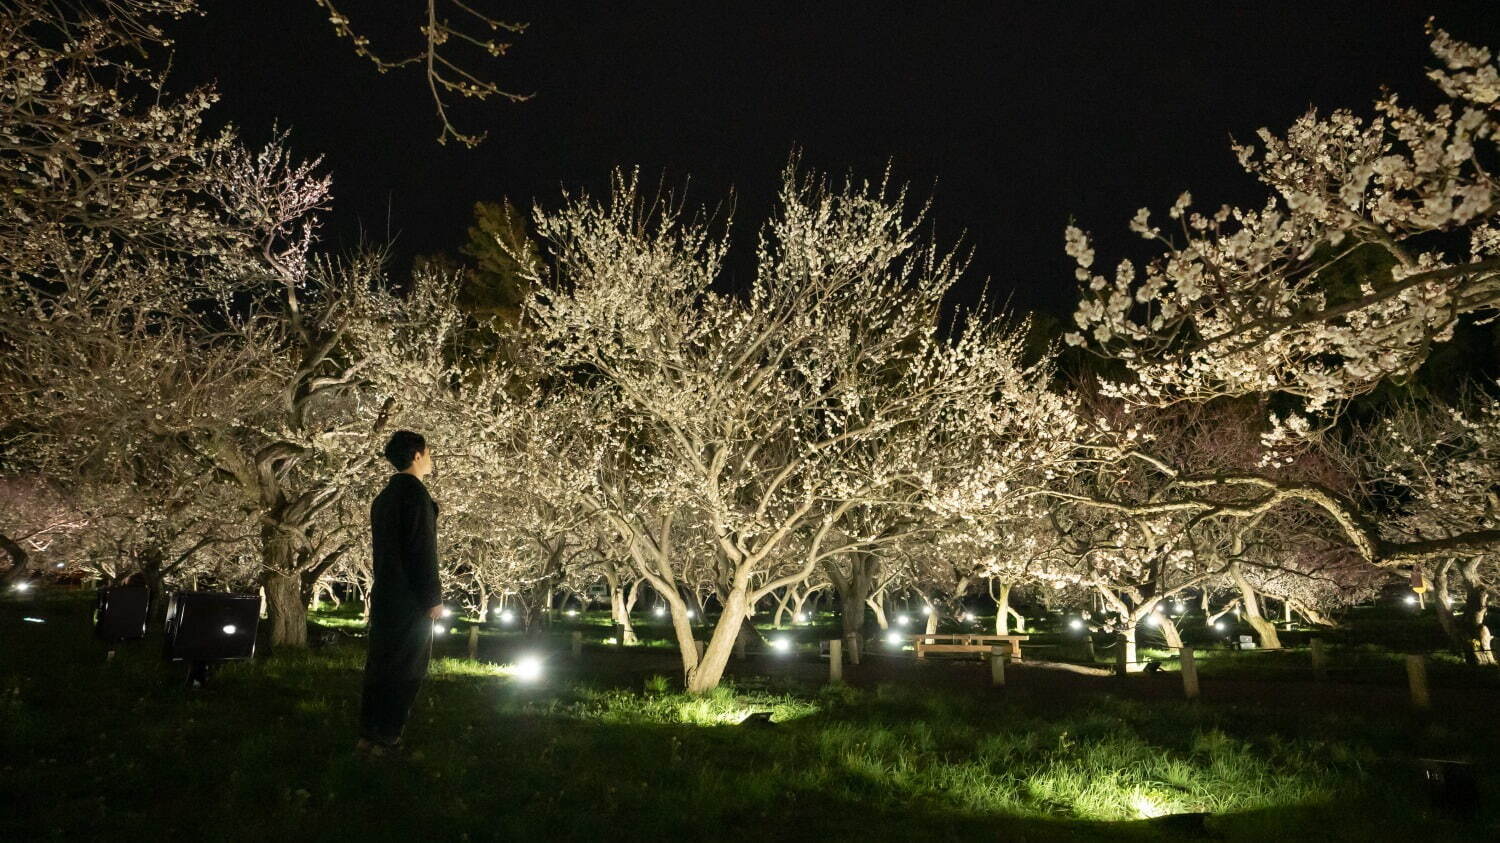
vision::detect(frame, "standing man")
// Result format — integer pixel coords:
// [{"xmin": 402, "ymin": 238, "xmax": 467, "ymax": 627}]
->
[{"xmin": 358, "ymin": 430, "xmax": 443, "ymax": 757}]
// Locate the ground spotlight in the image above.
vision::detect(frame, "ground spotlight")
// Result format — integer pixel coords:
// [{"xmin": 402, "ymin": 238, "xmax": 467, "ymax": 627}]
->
[
  {"xmin": 921, "ymin": 605, "xmax": 932, "ymax": 616},
  {"xmin": 885, "ymin": 632, "xmax": 903, "ymax": 647},
  {"xmin": 498, "ymin": 609, "xmax": 514, "ymax": 624},
  {"xmin": 896, "ymin": 615, "xmax": 909, "ymax": 626},
  {"xmin": 441, "ymin": 607, "xmax": 454, "ymax": 618},
  {"xmin": 687, "ymin": 609, "xmax": 696, "ymax": 619},
  {"xmin": 95, "ymin": 585, "xmax": 149, "ymax": 651},
  {"xmin": 963, "ymin": 612, "xmax": 976, "ymax": 622},
  {"xmin": 12, "ymin": 581, "xmax": 31, "ymax": 592},
  {"xmin": 1404, "ymin": 594, "xmax": 1419, "ymax": 605},
  {"xmin": 433, "ymin": 624, "xmax": 447, "ymax": 636},
  {"xmin": 1069, "ymin": 618, "xmax": 1085, "ymax": 631},
  {"xmin": 1213, "ymin": 622, "xmax": 1226, "ymax": 632},
  {"xmin": 771, "ymin": 637, "xmax": 792, "ymax": 653},
  {"xmin": 514, "ymin": 655, "xmax": 543, "ymax": 681},
  {"xmin": 162, "ymin": 591, "xmax": 259, "ymax": 688},
  {"xmin": 653, "ymin": 606, "xmax": 666, "ymax": 617}
]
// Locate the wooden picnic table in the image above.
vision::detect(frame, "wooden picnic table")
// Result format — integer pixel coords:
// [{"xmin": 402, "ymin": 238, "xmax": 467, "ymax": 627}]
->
[{"xmin": 914, "ymin": 633, "xmax": 1029, "ymax": 662}]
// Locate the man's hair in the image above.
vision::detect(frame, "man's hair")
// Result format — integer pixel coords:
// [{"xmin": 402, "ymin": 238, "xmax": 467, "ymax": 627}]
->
[{"xmin": 383, "ymin": 430, "xmax": 427, "ymax": 471}]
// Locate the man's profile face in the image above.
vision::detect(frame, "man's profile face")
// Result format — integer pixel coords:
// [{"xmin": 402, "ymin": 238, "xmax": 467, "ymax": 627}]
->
[{"xmin": 411, "ymin": 447, "xmax": 434, "ymax": 478}]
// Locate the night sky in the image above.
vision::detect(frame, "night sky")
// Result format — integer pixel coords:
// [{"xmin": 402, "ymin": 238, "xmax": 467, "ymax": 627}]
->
[{"xmin": 171, "ymin": 2, "xmax": 1500, "ymax": 316}]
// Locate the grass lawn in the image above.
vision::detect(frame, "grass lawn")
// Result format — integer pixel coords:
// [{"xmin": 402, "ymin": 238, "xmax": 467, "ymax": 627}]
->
[{"xmin": 4, "ymin": 590, "xmax": 1498, "ymax": 841}]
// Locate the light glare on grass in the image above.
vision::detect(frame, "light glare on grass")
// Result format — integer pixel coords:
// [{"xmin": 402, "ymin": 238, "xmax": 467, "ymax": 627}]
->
[
  {"xmin": 1130, "ymin": 793, "xmax": 1165, "ymax": 818},
  {"xmin": 513, "ymin": 655, "xmax": 543, "ymax": 682}
]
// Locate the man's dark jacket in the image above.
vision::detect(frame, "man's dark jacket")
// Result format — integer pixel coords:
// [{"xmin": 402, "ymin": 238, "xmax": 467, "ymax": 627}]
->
[{"xmin": 369, "ymin": 473, "xmax": 442, "ymax": 620}]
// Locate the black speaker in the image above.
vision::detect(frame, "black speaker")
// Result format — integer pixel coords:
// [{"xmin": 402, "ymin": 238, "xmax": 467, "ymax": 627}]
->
[
  {"xmin": 95, "ymin": 586, "xmax": 150, "ymax": 642},
  {"xmin": 162, "ymin": 591, "xmax": 260, "ymax": 662}
]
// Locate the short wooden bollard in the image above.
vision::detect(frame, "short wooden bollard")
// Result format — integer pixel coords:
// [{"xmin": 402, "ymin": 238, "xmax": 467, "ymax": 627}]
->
[
  {"xmin": 570, "ymin": 630, "xmax": 582, "ymax": 658},
  {"xmin": 1310, "ymin": 638, "xmax": 1327, "ymax": 681},
  {"xmin": 467, "ymin": 626, "xmax": 479, "ymax": 660},
  {"xmin": 989, "ymin": 646, "xmax": 1006, "ymax": 687},
  {"xmin": 828, "ymin": 639, "xmax": 843, "ymax": 682},
  {"xmin": 1406, "ymin": 654, "xmax": 1430, "ymax": 711},
  {"xmin": 1180, "ymin": 646, "xmax": 1199, "ymax": 699}
]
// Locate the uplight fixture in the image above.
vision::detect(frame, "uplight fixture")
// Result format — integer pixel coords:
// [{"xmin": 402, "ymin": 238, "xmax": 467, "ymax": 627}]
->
[{"xmin": 514, "ymin": 655, "xmax": 543, "ymax": 681}]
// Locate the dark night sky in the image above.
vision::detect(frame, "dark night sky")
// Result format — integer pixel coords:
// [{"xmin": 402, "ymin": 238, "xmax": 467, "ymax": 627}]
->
[{"xmin": 171, "ymin": 2, "xmax": 1500, "ymax": 316}]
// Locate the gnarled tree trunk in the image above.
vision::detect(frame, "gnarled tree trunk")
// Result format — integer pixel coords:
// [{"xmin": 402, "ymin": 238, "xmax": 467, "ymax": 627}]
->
[{"xmin": 1231, "ymin": 563, "xmax": 1281, "ymax": 649}]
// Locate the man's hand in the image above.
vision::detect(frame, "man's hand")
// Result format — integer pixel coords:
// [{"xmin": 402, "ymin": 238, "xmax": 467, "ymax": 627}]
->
[{"xmin": 428, "ymin": 604, "xmax": 445, "ymax": 621}]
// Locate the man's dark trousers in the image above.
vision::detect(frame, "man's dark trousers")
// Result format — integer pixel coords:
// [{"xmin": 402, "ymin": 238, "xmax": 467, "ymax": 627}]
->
[{"xmin": 359, "ymin": 607, "xmax": 432, "ymax": 743}]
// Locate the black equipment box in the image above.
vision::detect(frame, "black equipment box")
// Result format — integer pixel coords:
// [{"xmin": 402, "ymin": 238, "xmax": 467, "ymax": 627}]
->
[
  {"xmin": 162, "ymin": 591, "xmax": 260, "ymax": 662},
  {"xmin": 95, "ymin": 586, "xmax": 150, "ymax": 642}
]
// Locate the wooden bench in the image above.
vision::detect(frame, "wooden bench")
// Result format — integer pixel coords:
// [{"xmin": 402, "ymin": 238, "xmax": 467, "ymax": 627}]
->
[{"xmin": 914, "ymin": 634, "xmax": 1029, "ymax": 662}]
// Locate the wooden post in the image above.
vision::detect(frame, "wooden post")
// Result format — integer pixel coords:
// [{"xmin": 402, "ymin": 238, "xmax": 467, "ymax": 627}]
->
[
  {"xmin": 989, "ymin": 646, "xmax": 1006, "ymax": 687},
  {"xmin": 828, "ymin": 639, "xmax": 843, "ymax": 682},
  {"xmin": 1406, "ymin": 654, "xmax": 1430, "ymax": 711},
  {"xmin": 570, "ymin": 630, "xmax": 582, "ymax": 659},
  {"xmin": 1180, "ymin": 646, "xmax": 1199, "ymax": 699},
  {"xmin": 466, "ymin": 625, "xmax": 479, "ymax": 660},
  {"xmin": 1115, "ymin": 633, "xmax": 1129, "ymax": 676},
  {"xmin": 1310, "ymin": 638, "xmax": 1327, "ymax": 681}
]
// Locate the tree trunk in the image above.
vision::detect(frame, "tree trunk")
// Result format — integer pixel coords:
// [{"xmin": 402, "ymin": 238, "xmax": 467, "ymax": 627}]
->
[
  {"xmin": 1159, "ymin": 613, "xmax": 1184, "ymax": 650},
  {"xmin": 685, "ymin": 586, "xmax": 750, "ymax": 694},
  {"xmin": 994, "ymin": 581, "xmax": 1012, "ymax": 635},
  {"xmin": 922, "ymin": 592, "xmax": 939, "ymax": 635},
  {"xmin": 773, "ymin": 587, "xmax": 792, "ymax": 628},
  {"xmin": 620, "ymin": 579, "xmax": 641, "ymax": 645},
  {"xmin": 1121, "ymin": 622, "xmax": 1139, "ymax": 672},
  {"xmin": 1231, "ymin": 564, "xmax": 1281, "ymax": 649},
  {"xmin": 992, "ymin": 581, "xmax": 1023, "ymax": 635},
  {"xmin": 867, "ymin": 595, "xmax": 889, "ymax": 631},
  {"xmin": 835, "ymin": 567, "xmax": 871, "ymax": 664},
  {"xmin": 0, "ymin": 530, "xmax": 30, "ymax": 588},
  {"xmin": 792, "ymin": 588, "xmax": 814, "ymax": 623},
  {"xmin": 1459, "ymin": 559, "xmax": 1496, "ymax": 667},
  {"xmin": 262, "ymin": 570, "xmax": 309, "ymax": 648}
]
